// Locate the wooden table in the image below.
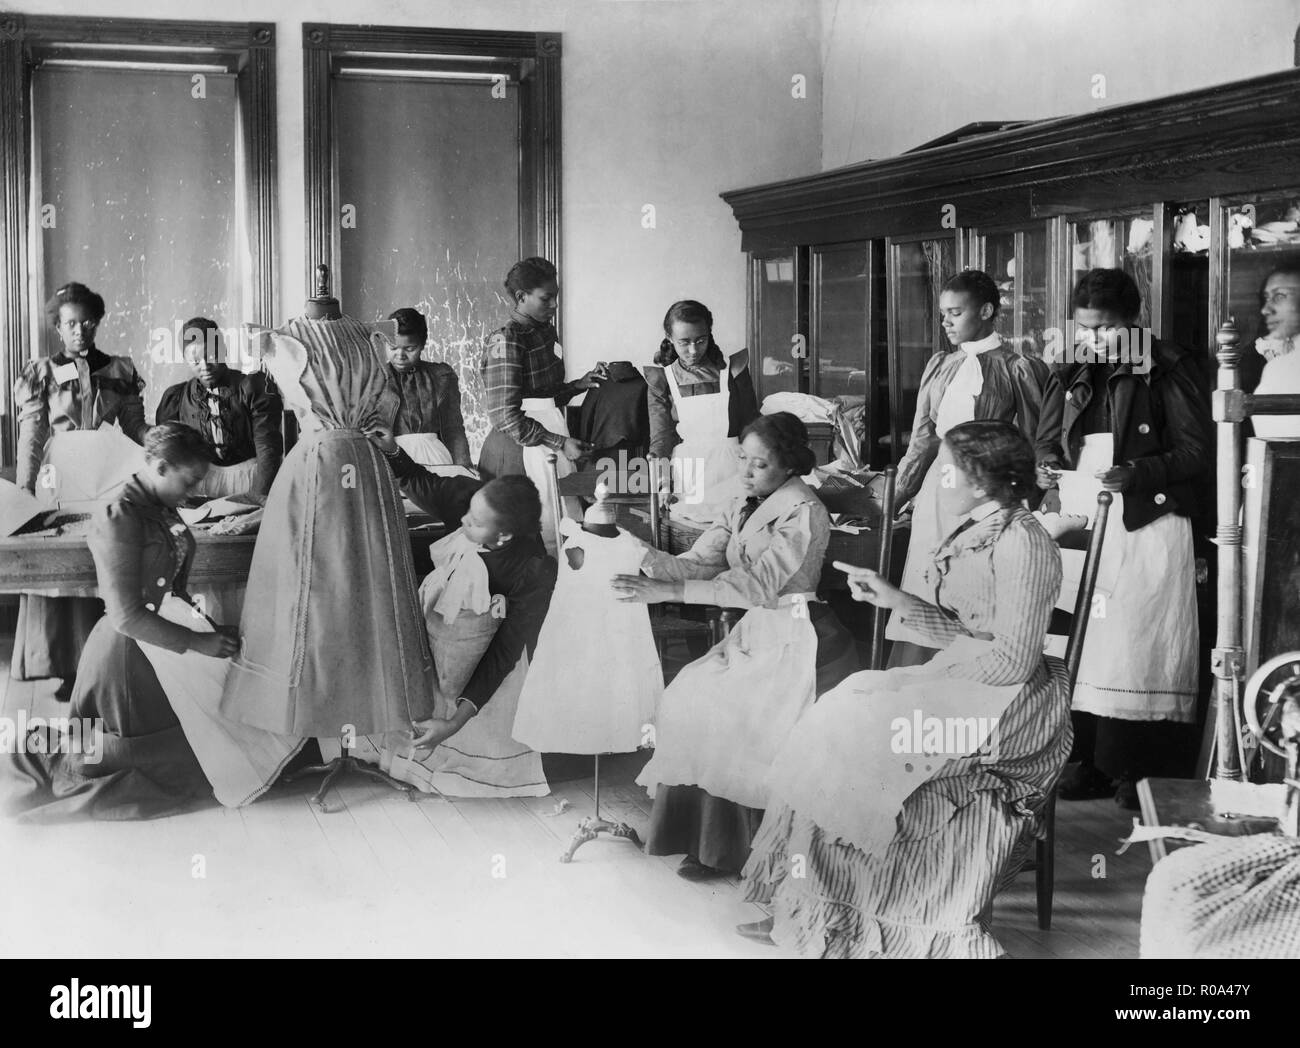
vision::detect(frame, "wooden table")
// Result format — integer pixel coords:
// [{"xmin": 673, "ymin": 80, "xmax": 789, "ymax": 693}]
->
[
  {"xmin": 1136, "ymin": 777, "xmax": 1280, "ymax": 864},
  {"xmin": 0, "ymin": 520, "xmax": 449, "ymax": 595}
]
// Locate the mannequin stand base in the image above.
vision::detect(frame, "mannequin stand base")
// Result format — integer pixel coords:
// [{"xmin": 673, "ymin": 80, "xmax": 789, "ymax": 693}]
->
[
  {"xmin": 286, "ymin": 756, "xmax": 422, "ymax": 813},
  {"xmin": 560, "ymin": 816, "xmax": 643, "ymax": 863}
]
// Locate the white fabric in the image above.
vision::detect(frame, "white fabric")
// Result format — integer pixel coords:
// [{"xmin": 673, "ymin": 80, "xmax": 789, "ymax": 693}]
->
[
  {"xmin": 1068, "ymin": 434, "xmax": 1198, "ymax": 722},
  {"xmin": 934, "ymin": 332, "xmax": 1001, "ymax": 438},
  {"xmin": 760, "ymin": 391, "xmax": 838, "ymax": 425},
  {"xmin": 663, "ymin": 361, "xmax": 743, "ymax": 525},
  {"xmin": 1252, "ymin": 347, "xmax": 1300, "ymax": 440},
  {"xmin": 138, "ymin": 594, "xmax": 304, "ymax": 807},
  {"xmin": 33, "ymin": 428, "xmax": 146, "ymax": 511},
  {"xmin": 191, "ymin": 457, "xmax": 259, "ymax": 498},
  {"xmin": 886, "ymin": 456, "xmax": 959, "ymax": 647},
  {"xmin": 419, "ymin": 528, "xmax": 491, "ymax": 625},
  {"xmin": 518, "ymin": 398, "xmax": 578, "ymax": 557},
  {"xmin": 765, "ymin": 636, "xmax": 1021, "ymax": 854},
  {"xmin": 634, "ymin": 594, "xmax": 819, "ymax": 809},
  {"xmin": 513, "ymin": 519, "xmax": 663, "ymax": 754},
  {"xmin": 394, "ymin": 432, "xmax": 453, "ymax": 468}
]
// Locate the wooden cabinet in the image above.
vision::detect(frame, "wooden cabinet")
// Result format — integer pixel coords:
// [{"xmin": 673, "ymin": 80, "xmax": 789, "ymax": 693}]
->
[{"xmin": 723, "ymin": 68, "xmax": 1300, "ymax": 468}]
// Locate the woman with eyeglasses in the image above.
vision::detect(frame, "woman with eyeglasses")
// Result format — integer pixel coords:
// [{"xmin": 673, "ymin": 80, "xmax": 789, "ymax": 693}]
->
[
  {"xmin": 11, "ymin": 281, "xmax": 149, "ymax": 697},
  {"xmin": 1035, "ymin": 267, "xmax": 1212, "ymax": 809},
  {"xmin": 644, "ymin": 300, "xmax": 760, "ymax": 524}
]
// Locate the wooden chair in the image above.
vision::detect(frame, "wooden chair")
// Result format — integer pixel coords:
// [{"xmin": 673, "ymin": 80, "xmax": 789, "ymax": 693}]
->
[
  {"xmin": 1022, "ymin": 490, "xmax": 1113, "ymax": 930},
  {"xmin": 869, "ymin": 466, "xmax": 898, "ymax": 671},
  {"xmin": 643, "ymin": 456, "xmax": 716, "ymax": 664}
]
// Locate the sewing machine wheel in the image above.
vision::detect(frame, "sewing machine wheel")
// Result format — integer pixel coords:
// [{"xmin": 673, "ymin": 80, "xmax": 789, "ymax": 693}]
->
[{"xmin": 1242, "ymin": 653, "xmax": 1300, "ymax": 759}]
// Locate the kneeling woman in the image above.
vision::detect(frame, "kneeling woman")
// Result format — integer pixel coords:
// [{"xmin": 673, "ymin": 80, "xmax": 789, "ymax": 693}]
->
[
  {"xmin": 4, "ymin": 424, "xmax": 302, "ymax": 820},
  {"xmin": 740, "ymin": 421, "xmax": 1068, "ymax": 958},
  {"xmin": 617, "ymin": 412, "xmax": 856, "ymax": 879}
]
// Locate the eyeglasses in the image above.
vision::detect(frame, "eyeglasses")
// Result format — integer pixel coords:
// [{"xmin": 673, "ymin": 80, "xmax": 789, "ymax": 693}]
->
[
  {"xmin": 673, "ymin": 337, "xmax": 710, "ymax": 350},
  {"xmin": 59, "ymin": 318, "xmax": 98, "ymax": 330}
]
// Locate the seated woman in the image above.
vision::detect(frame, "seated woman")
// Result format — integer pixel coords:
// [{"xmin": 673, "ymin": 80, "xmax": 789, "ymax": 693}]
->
[
  {"xmin": 2, "ymin": 424, "xmax": 269, "ymax": 820},
  {"xmin": 12, "ymin": 281, "xmax": 149, "ymax": 695},
  {"xmin": 739, "ymin": 420, "xmax": 1068, "ymax": 957},
  {"xmin": 617, "ymin": 412, "xmax": 856, "ymax": 880},
  {"xmin": 156, "ymin": 317, "xmax": 284, "ymax": 497},
  {"xmin": 644, "ymin": 299, "xmax": 759, "ymax": 525},
  {"xmin": 384, "ymin": 307, "xmax": 473, "ymax": 468},
  {"xmin": 330, "ymin": 426, "xmax": 556, "ymax": 798}
]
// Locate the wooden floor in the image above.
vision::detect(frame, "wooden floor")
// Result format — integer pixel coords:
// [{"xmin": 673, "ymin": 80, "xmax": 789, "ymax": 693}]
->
[{"xmin": 0, "ymin": 632, "xmax": 1150, "ymax": 959}]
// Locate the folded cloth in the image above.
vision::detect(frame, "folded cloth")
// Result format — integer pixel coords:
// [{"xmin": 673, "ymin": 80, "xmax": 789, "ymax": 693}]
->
[
  {"xmin": 760, "ymin": 392, "xmax": 838, "ymax": 425},
  {"xmin": 419, "ymin": 528, "xmax": 490, "ymax": 624}
]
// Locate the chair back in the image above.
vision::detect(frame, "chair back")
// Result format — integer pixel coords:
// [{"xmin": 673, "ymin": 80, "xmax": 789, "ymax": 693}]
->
[
  {"xmin": 543, "ymin": 451, "xmax": 568, "ymax": 556},
  {"xmin": 1062, "ymin": 491, "xmax": 1113, "ymax": 692},
  {"xmin": 869, "ymin": 465, "xmax": 898, "ymax": 671}
]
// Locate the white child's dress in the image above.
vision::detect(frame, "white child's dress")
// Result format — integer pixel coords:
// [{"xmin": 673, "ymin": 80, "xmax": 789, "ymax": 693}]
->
[{"xmin": 513, "ymin": 518, "xmax": 663, "ymax": 754}]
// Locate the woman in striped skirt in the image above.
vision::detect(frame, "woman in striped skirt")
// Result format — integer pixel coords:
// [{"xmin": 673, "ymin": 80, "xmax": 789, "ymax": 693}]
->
[{"xmin": 739, "ymin": 420, "xmax": 1069, "ymax": 958}]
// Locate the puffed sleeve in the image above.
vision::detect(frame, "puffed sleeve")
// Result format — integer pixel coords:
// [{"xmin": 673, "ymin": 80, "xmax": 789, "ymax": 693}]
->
[
  {"xmin": 88, "ymin": 504, "xmax": 197, "ymax": 653},
  {"xmin": 644, "ymin": 365, "xmax": 678, "ymax": 459},
  {"xmin": 431, "ymin": 364, "xmax": 472, "ymax": 468},
  {"xmin": 1009, "ymin": 353, "xmax": 1050, "ymax": 451},
  {"xmin": 679, "ymin": 502, "xmax": 819, "ymax": 609},
  {"xmin": 14, "ymin": 360, "xmax": 52, "ymax": 492},
  {"xmin": 112, "ymin": 361, "xmax": 149, "ymax": 445},
  {"xmin": 240, "ymin": 372, "xmax": 284, "ymax": 496},
  {"xmin": 895, "ymin": 353, "xmax": 945, "ymax": 505}
]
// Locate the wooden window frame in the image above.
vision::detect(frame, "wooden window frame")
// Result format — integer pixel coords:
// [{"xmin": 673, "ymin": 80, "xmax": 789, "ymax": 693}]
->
[
  {"xmin": 301, "ymin": 24, "xmax": 561, "ymax": 315},
  {"xmin": 0, "ymin": 14, "xmax": 277, "ymax": 466}
]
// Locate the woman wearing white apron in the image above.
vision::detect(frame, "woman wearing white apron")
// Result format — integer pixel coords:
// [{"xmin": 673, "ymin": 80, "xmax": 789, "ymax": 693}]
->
[
  {"xmin": 616, "ymin": 413, "xmax": 857, "ymax": 879},
  {"xmin": 644, "ymin": 300, "xmax": 760, "ymax": 526},
  {"xmin": 1036, "ymin": 267, "xmax": 1211, "ymax": 809},
  {"xmin": 888, "ymin": 270, "xmax": 1049, "ymax": 666},
  {"xmin": 384, "ymin": 307, "xmax": 474, "ymax": 467},
  {"xmin": 739, "ymin": 421, "xmax": 1069, "ymax": 957},
  {"xmin": 477, "ymin": 257, "xmax": 603, "ymax": 555},
  {"xmin": 322, "ymin": 448, "xmax": 555, "ymax": 798}
]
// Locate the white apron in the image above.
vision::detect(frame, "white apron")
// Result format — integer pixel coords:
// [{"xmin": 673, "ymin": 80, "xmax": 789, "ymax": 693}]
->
[
  {"xmin": 520, "ymin": 397, "xmax": 579, "ymax": 556},
  {"xmin": 138, "ymin": 594, "xmax": 305, "ymax": 807},
  {"xmin": 765, "ymin": 635, "xmax": 1021, "ymax": 854},
  {"xmin": 1064, "ymin": 434, "xmax": 1198, "ymax": 722},
  {"xmin": 191, "ymin": 457, "xmax": 259, "ymax": 498},
  {"xmin": 634, "ymin": 592, "xmax": 819, "ymax": 810},
  {"xmin": 663, "ymin": 362, "xmax": 743, "ymax": 525}
]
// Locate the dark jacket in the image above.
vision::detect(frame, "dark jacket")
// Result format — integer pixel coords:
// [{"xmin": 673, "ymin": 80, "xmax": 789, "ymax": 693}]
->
[
  {"xmin": 576, "ymin": 361, "xmax": 650, "ymax": 459},
  {"xmin": 156, "ymin": 367, "xmax": 283, "ymax": 496},
  {"xmin": 1035, "ymin": 337, "xmax": 1212, "ymax": 531},
  {"xmin": 381, "ymin": 445, "xmax": 557, "ymax": 710},
  {"xmin": 644, "ymin": 351, "xmax": 760, "ymax": 459}
]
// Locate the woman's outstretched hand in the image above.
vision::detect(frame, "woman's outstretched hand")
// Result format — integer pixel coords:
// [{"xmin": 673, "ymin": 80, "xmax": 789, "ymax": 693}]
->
[
  {"xmin": 611, "ymin": 574, "xmax": 679, "ymax": 603},
  {"xmin": 833, "ymin": 562, "xmax": 905, "ymax": 609},
  {"xmin": 364, "ymin": 425, "xmax": 398, "ymax": 455}
]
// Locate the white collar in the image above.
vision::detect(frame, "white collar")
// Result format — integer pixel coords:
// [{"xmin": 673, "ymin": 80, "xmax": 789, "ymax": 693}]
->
[
  {"xmin": 967, "ymin": 499, "xmax": 1001, "ymax": 523},
  {"xmin": 960, "ymin": 332, "xmax": 1001, "ymax": 355}
]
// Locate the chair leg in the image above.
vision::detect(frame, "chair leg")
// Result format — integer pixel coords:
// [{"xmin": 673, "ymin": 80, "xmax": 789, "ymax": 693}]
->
[{"xmin": 1035, "ymin": 790, "xmax": 1057, "ymax": 931}]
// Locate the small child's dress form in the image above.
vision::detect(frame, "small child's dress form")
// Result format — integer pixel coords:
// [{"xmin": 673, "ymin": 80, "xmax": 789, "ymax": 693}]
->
[{"xmin": 513, "ymin": 518, "xmax": 663, "ymax": 754}]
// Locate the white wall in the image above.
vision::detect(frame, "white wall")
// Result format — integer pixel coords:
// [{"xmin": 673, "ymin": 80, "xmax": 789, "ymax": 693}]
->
[
  {"xmin": 20, "ymin": 0, "xmax": 825, "ymax": 375},
  {"xmin": 821, "ymin": 0, "xmax": 1300, "ymax": 167}
]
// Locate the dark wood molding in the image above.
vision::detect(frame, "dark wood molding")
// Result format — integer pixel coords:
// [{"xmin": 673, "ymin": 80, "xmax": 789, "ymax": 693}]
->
[
  {"xmin": 0, "ymin": 14, "xmax": 278, "ymax": 464},
  {"xmin": 723, "ymin": 67, "xmax": 1300, "ymax": 250},
  {"xmin": 302, "ymin": 24, "xmax": 562, "ymax": 305}
]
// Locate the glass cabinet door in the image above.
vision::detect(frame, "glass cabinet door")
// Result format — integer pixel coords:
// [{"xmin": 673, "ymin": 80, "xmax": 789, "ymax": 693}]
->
[
  {"xmin": 1067, "ymin": 210, "xmax": 1158, "ymax": 328},
  {"xmin": 972, "ymin": 225, "xmax": 1050, "ymax": 363},
  {"xmin": 887, "ymin": 236, "xmax": 956, "ymax": 459},
  {"xmin": 750, "ymin": 251, "xmax": 804, "ymax": 399},
  {"xmin": 1212, "ymin": 192, "xmax": 1300, "ymax": 367}
]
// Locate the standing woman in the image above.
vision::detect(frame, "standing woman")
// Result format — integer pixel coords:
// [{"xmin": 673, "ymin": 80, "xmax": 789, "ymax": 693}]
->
[
  {"xmin": 1036, "ymin": 268, "xmax": 1211, "ymax": 807},
  {"xmin": 11, "ymin": 282, "xmax": 149, "ymax": 694},
  {"xmin": 644, "ymin": 300, "xmax": 759, "ymax": 525},
  {"xmin": 616, "ymin": 413, "xmax": 856, "ymax": 879},
  {"xmin": 3, "ymin": 424, "xmax": 242, "ymax": 819},
  {"xmin": 384, "ymin": 307, "xmax": 473, "ymax": 468},
  {"xmin": 887, "ymin": 270, "xmax": 1048, "ymax": 666},
  {"xmin": 478, "ymin": 257, "xmax": 602, "ymax": 552}
]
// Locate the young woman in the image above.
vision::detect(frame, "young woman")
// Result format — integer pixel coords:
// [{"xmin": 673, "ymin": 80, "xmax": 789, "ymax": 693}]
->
[
  {"xmin": 1036, "ymin": 268, "xmax": 1211, "ymax": 808},
  {"xmin": 644, "ymin": 300, "xmax": 759, "ymax": 525},
  {"xmin": 11, "ymin": 282, "xmax": 149, "ymax": 693},
  {"xmin": 740, "ymin": 421, "xmax": 1068, "ymax": 958},
  {"xmin": 1242, "ymin": 261, "xmax": 1300, "ymax": 439},
  {"xmin": 384, "ymin": 307, "xmax": 473, "ymax": 467},
  {"xmin": 156, "ymin": 317, "xmax": 284, "ymax": 497},
  {"xmin": 888, "ymin": 270, "xmax": 1048, "ymax": 666},
  {"xmin": 338, "ymin": 427, "xmax": 557, "ymax": 798},
  {"xmin": 3, "ymin": 424, "xmax": 245, "ymax": 819},
  {"xmin": 616, "ymin": 412, "xmax": 856, "ymax": 879},
  {"xmin": 477, "ymin": 257, "xmax": 602, "ymax": 553}
]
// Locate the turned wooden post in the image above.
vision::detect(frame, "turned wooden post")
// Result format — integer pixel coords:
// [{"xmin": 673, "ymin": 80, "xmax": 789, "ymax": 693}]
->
[{"xmin": 1212, "ymin": 319, "xmax": 1245, "ymax": 780}]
